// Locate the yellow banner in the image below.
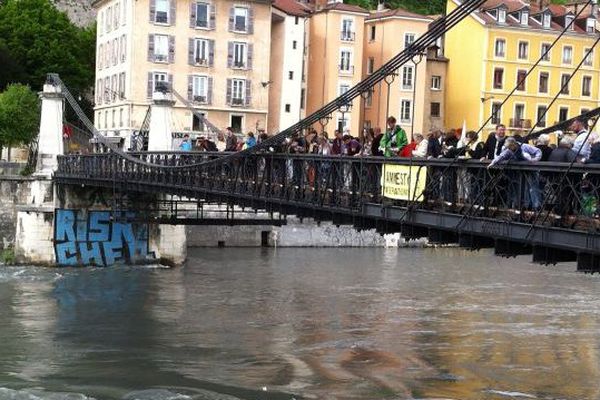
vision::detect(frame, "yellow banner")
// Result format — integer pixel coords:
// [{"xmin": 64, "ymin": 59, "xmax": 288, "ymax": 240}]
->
[{"xmin": 381, "ymin": 164, "xmax": 428, "ymax": 201}]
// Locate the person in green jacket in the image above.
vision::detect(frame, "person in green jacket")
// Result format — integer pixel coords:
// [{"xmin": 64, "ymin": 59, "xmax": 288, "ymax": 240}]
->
[{"xmin": 380, "ymin": 116, "xmax": 408, "ymax": 157}]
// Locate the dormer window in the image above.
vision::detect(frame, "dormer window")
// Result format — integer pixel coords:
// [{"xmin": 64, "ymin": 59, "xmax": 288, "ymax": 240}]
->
[
  {"xmin": 587, "ymin": 18, "xmax": 595, "ymax": 33},
  {"xmin": 498, "ymin": 8, "xmax": 506, "ymax": 24},
  {"xmin": 565, "ymin": 15, "xmax": 574, "ymax": 30},
  {"xmin": 543, "ymin": 12, "xmax": 551, "ymax": 28},
  {"xmin": 520, "ymin": 10, "xmax": 529, "ymax": 26}
]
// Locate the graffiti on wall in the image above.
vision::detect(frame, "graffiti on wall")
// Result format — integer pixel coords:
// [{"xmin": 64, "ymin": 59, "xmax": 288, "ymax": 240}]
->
[{"xmin": 54, "ymin": 209, "xmax": 155, "ymax": 267}]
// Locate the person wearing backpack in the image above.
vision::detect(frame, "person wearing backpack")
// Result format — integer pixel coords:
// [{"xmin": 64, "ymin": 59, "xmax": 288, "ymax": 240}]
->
[{"xmin": 380, "ymin": 116, "xmax": 408, "ymax": 157}]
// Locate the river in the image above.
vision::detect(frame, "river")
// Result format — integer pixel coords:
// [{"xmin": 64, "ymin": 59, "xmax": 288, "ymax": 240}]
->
[{"xmin": 0, "ymin": 248, "xmax": 599, "ymax": 400}]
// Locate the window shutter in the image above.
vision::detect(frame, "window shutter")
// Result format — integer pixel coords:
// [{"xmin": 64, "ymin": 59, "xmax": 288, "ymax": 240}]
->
[
  {"xmin": 245, "ymin": 80, "xmax": 251, "ymax": 107},
  {"xmin": 247, "ymin": 44, "xmax": 253, "ymax": 70},
  {"xmin": 148, "ymin": 34, "xmax": 155, "ymax": 62},
  {"xmin": 149, "ymin": 0, "xmax": 156, "ymax": 22},
  {"xmin": 168, "ymin": 74, "xmax": 173, "ymax": 92},
  {"xmin": 209, "ymin": 4, "xmax": 216, "ymax": 29},
  {"xmin": 147, "ymin": 72, "xmax": 153, "ymax": 99},
  {"xmin": 226, "ymin": 79, "xmax": 232, "ymax": 105},
  {"xmin": 248, "ymin": 7, "xmax": 254, "ymax": 34},
  {"xmin": 209, "ymin": 40, "xmax": 215, "ymax": 66},
  {"xmin": 227, "ymin": 42, "xmax": 233, "ymax": 68},
  {"xmin": 187, "ymin": 75, "xmax": 193, "ymax": 101},
  {"xmin": 188, "ymin": 38, "xmax": 195, "ymax": 65},
  {"xmin": 228, "ymin": 7, "xmax": 234, "ymax": 32},
  {"xmin": 169, "ymin": 0, "xmax": 176, "ymax": 25},
  {"xmin": 207, "ymin": 77, "xmax": 213, "ymax": 104},
  {"xmin": 168, "ymin": 35, "xmax": 175, "ymax": 63},
  {"xmin": 190, "ymin": 2, "xmax": 197, "ymax": 28}
]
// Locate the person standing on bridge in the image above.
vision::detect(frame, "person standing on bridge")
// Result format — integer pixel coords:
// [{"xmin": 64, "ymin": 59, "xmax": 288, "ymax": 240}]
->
[
  {"xmin": 571, "ymin": 117, "xmax": 592, "ymax": 162},
  {"xmin": 179, "ymin": 134, "xmax": 192, "ymax": 151},
  {"xmin": 481, "ymin": 124, "xmax": 507, "ymax": 160},
  {"xmin": 225, "ymin": 127, "xmax": 238, "ymax": 152},
  {"xmin": 380, "ymin": 117, "xmax": 408, "ymax": 157}
]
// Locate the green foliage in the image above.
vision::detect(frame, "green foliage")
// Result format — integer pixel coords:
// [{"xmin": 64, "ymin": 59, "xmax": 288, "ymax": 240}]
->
[
  {"xmin": 0, "ymin": 247, "xmax": 15, "ymax": 265},
  {"xmin": 0, "ymin": 84, "xmax": 40, "ymax": 148},
  {"xmin": 0, "ymin": 0, "xmax": 96, "ymax": 95}
]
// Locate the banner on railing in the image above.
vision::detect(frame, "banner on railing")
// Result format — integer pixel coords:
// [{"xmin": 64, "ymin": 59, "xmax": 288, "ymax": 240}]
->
[{"xmin": 381, "ymin": 164, "xmax": 427, "ymax": 201}]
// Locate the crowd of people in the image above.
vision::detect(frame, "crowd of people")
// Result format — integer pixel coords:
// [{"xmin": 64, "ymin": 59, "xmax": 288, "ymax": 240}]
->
[{"xmin": 178, "ymin": 116, "xmax": 600, "ymax": 166}]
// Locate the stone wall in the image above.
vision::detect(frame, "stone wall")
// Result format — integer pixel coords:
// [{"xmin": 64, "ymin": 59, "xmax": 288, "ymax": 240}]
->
[{"xmin": 0, "ymin": 177, "xmax": 34, "ymax": 251}]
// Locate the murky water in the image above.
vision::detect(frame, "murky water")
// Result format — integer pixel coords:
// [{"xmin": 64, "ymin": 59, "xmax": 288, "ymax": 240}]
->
[{"xmin": 1, "ymin": 248, "xmax": 600, "ymax": 400}]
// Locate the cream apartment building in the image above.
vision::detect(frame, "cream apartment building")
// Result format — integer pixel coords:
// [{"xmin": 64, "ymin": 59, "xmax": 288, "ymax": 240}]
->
[
  {"xmin": 305, "ymin": 0, "xmax": 368, "ymax": 136},
  {"xmin": 93, "ymin": 0, "xmax": 272, "ymax": 146},
  {"xmin": 363, "ymin": 8, "xmax": 438, "ymax": 136}
]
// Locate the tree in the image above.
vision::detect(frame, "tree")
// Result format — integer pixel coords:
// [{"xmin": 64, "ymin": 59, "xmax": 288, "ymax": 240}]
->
[
  {"xmin": 0, "ymin": 84, "xmax": 40, "ymax": 160},
  {"xmin": 0, "ymin": 0, "xmax": 95, "ymax": 96}
]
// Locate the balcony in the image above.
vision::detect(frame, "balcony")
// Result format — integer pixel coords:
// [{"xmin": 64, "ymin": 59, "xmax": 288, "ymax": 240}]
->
[
  {"xmin": 195, "ymin": 57, "xmax": 209, "ymax": 66},
  {"xmin": 340, "ymin": 31, "xmax": 355, "ymax": 42},
  {"xmin": 509, "ymin": 118, "xmax": 532, "ymax": 129},
  {"xmin": 155, "ymin": 12, "xmax": 168, "ymax": 24},
  {"xmin": 154, "ymin": 54, "xmax": 168, "ymax": 63},
  {"xmin": 339, "ymin": 65, "xmax": 355, "ymax": 75},
  {"xmin": 231, "ymin": 97, "xmax": 245, "ymax": 106},
  {"xmin": 193, "ymin": 95, "xmax": 207, "ymax": 103},
  {"xmin": 232, "ymin": 61, "xmax": 246, "ymax": 69}
]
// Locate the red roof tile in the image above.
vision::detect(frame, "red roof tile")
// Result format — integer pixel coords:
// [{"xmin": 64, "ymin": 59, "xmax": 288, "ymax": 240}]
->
[
  {"xmin": 366, "ymin": 7, "xmax": 433, "ymax": 21},
  {"xmin": 273, "ymin": 0, "xmax": 312, "ymax": 16},
  {"xmin": 317, "ymin": 2, "xmax": 369, "ymax": 15}
]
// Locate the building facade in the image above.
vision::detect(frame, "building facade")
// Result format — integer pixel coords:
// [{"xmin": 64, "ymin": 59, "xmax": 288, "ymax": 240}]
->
[
  {"xmin": 445, "ymin": 0, "xmax": 600, "ymax": 138},
  {"xmin": 305, "ymin": 0, "xmax": 368, "ymax": 136},
  {"xmin": 363, "ymin": 9, "xmax": 437, "ymax": 136},
  {"xmin": 93, "ymin": 0, "xmax": 272, "ymax": 147},
  {"xmin": 268, "ymin": 0, "xmax": 311, "ymax": 134}
]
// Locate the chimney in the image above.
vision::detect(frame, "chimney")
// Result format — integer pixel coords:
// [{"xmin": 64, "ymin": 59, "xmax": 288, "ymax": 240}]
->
[{"xmin": 377, "ymin": 0, "xmax": 385, "ymax": 12}]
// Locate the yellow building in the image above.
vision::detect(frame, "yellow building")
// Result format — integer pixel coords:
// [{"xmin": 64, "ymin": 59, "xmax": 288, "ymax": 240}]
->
[
  {"xmin": 305, "ymin": 0, "xmax": 368, "ymax": 135},
  {"xmin": 93, "ymin": 0, "xmax": 273, "ymax": 146},
  {"xmin": 364, "ymin": 8, "xmax": 446, "ymax": 136},
  {"xmin": 445, "ymin": 0, "xmax": 600, "ymax": 138}
]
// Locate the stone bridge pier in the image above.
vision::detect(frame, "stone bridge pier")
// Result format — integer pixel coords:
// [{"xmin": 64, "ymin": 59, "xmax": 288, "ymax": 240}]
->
[{"xmin": 13, "ymin": 83, "xmax": 187, "ymax": 267}]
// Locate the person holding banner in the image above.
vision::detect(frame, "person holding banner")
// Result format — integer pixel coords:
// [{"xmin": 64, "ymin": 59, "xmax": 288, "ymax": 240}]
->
[{"xmin": 380, "ymin": 116, "xmax": 408, "ymax": 157}]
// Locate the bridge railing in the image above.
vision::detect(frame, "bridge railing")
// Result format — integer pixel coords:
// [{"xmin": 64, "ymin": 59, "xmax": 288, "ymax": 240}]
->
[{"xmin": 56, "ymin": 153, "xmax": 600, "ymax": 232}]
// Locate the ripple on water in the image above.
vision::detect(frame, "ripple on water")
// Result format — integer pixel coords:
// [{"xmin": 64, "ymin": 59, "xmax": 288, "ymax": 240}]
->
[
  {"xmin": 0, "ymin": 267, "xmax": 62, "ymax": 283},
  {"xmin": 0, "ymin": 387, "xmax": 96, "ymax": 400}
]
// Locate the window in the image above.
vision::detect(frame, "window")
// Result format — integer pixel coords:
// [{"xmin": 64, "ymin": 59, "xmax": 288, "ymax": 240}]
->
[
  {"xmin": 120, "ymin": 35, "xmax": 126, "ymax": 63},
  {"xmin": 233, "ymin": 42, "xmax": 247, "ymax": 68},
  {"xmin": 494, "ymin": 38, "xmax": 505, "ymax": 58},
  {"xmin": 367, "ymin": 57, "xmax": 374, "ymax": 75},
  {"xmin": 292, "ymin": 40, "xmax": 297, "ymax": 50},
  {"xmin": 404, "ymin": 33, "xmax": 415, "ymax": 49},
  {"xmin": 285, "ymin": 104, "xmax": 291, "ymax": 113},
  {"xmin": 565, "ymin": 15, "xmax": 574, "ymax": 30},
  {"xmin": 194, "ymin": 38, "xmax": 209, "ymax": 64},
  {"xmin": 114, "ymin": 2, "xmax": 120, "ymax": 27},
  {"xmin": 104, "ymin": 77, "xmax": 110, "ymax": 102},
  {"xmin": 402, "ymin": 65, "xmax": 414, "ymax": 90},
  {"xmin": 514, "ymin": 104, "xmax": 525, "ymax": 122},
  {"xmin": 99, "ymin": 12, "xmax": 104, "ymax": 36},
  {"xmin": 582, "ymin": 76, "xmax": 592, "ymax": 97},
  {"xmin": 234, "ymin": 7, "xmax": 248, "ymax": 32},
  {"xmin": 431, "ymin": 75, "xmax": 441, "ymax": 90},
  {"xmin": 539, "ymin": 72, "xmax": 549, "ymax": 93},
  {"xmin": 518, "ymin": 41, "xmax": 528, "ymax": 60},
  {"xmin": 491, "ymin": 102, "xmax": 502, "ymax": 125},
  {"xmin": 365, "ymin": 91, "xmax": 372, "ymax": 107},
  {"xmin": 193, "ymin": 112, "xmax": 205, "ymax": 131},
  {"xmin": 122, "ymin": 0, "xmax": 127, "ymax": 25},
  {"xmin": 289, "ymin": 71, "xmax": 294, "ymax": 80},
  {"xmin": 431, "ymin": 102, "xmax": 441, "ymax": 118},
  {"xmin": 119, "ymin": 108, "xmax": 123, "ymax": 127},
  {"xmin": 563, "ymin": 46, "xmax": 573, "ymax": 64},
  {"xmin": 155, "ymin": 0, "xmax": 169, "ymax": 24},
  {"xmin": 232, "ymin": 79, "xmax": 245, "ymax": 105},
  {"xmin": 341, "ymin": 18, "xmax": 354, "ymax": 41},
  {"xmin": 104, "ymin": 111, "xmax": 108, "ymax": 129},
  {"xmin": 498, "ymin": 8, "xmax": 506, "ymax": 23},
  {"xmin": 400, "ymin": 100, "xmax": 412, "ymax": 123},
  {"xmin": 339, "ymin": 84, "xmax": 350, "ymax": 96},
  {"xmin": 339, "ymin": 49, "xmax": 352, "ymax": 73},
  {"xmin": 98, "ymin": 44, "xmax": 104, "ymax": 69},
  {"xmin": 543, "ymin": 12, "xmax": 551, "ymax": 28},
  {"xmin": 520, "ymin": 10, "xmax": 528, "ymax": 25},
  {"xmin": 112, "ymin": 109, "xmax": 116, "ymax": 128},
  {"xmin": 541, "ymin": 43, "xmax": 551, "ymax": 61},
  {"xmin": 493, "ymin": 68, "xmax": 504, "ymax": 89},
  {"xmin": 584, "ymin": 48, "xmax": 593, "ymax": 66},
  {"xmin": 516, "ymin": 70, "xmax": 527, "ymax": 91},
  {"xmin": 560, "ymin": 73, "xmax": 570, "ymax": 95},
  {"xmin": 300, "ymin": 88, "xmax": 305, "ymax": 109},
  {"xmin": 111, "ymin": 75, "xmax": 117, "ymax": 101},
  {"xmin": 153, "ymin": 72, "xmax": 168, "ymax": 92},
  {"xmin": 559, "ymin": 107, "xmax": 569, "ymax": 122},
  {"xmin": 118, "ymin": 72, "xmax": 125, "ymax": 98},
  {"xmin": 192, "ymin": 75, "xmax": 208, "ymax": 102},
  {"xmin": 536, "ymin": 105, "xmax": 547, "ymax": 127},
  {"xmin": 96, "ymin": 79, "xmax": 102, "ymax": 104},
  {"xmin": 154, "ymin": 34, "xmax": 169, "ymax": 62},
  {"xmin": 107, "ymin": 6, "xmax": 112, "ymax": 32},
  {"xmin": 295, "ymin": 16, "xmax": 299, "ymax": 25},
  {"xmin": 195, "ymin": 2, "xmax": 209, "ymax": 28},
  {"xmin": 370, "ymin": 25, "xmax": 376, "ymax": 41},
  {"xmin": 587, "ymin": 18, "xmax": 595, "ymax": 33},
  {"xmin": 112, "ymin": 38, "xmax": 118, "ymax": 65}
]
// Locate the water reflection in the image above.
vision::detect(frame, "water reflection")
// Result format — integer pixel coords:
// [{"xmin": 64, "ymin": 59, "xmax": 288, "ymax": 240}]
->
[{"xmin": 0, "ymin": 249, "xmax": 599, "ymax": 399}]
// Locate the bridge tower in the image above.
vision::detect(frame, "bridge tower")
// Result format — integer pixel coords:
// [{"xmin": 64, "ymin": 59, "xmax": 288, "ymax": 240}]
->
[
  {"xmin": 148, "ymin": 90, "xmax": 175, "ymax": 151},
  {"xmin": 36, "ymin": 81, "xmax": 65, "ymax": 176}
]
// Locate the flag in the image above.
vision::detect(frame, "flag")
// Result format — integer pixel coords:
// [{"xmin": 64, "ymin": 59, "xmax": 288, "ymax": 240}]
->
[{"xmin": 457, "ymin": 119, "xmax": 467, "ymax": 148}]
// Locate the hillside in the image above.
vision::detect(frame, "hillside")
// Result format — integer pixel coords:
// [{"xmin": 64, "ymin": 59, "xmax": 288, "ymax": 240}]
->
[{"xmin": 52, "ymin": 0, "xmax": 95, "ymax": 27}]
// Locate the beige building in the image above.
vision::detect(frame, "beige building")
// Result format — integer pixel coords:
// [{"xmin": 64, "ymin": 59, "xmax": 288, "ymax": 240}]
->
[
  {"xmin": 93, "ymin": 0, "xmax": 272, "ymax": 147},
  {"xmin": 305, "ymin": 0, "xmax": 368, "ymax": 136},
  {"xmin": 363, "ymin": 8, "xmax": 444, "ymax": 136}
]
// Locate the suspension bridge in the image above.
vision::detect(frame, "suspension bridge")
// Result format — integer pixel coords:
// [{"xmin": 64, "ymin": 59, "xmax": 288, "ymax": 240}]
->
[{"xmin": 14, "ymin": 0, "xmax": 600, "ymax": 271}]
